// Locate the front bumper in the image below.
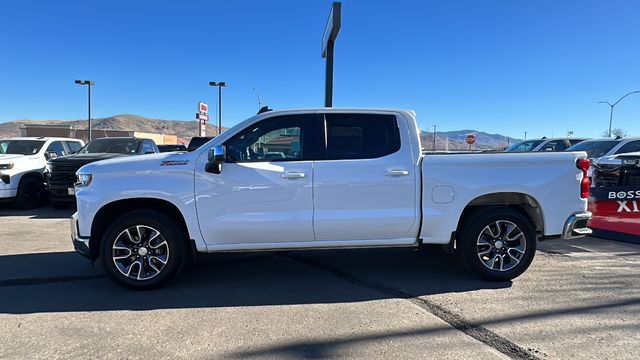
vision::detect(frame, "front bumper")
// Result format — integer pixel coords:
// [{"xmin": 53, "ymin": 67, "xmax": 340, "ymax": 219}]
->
[
  {"xmin": 71, "ymin": 212, "xmax": 92, "ymax": 259},
  {"xmin": 562, "ymin": 211, "xmax": 593, "ymax": 239}
]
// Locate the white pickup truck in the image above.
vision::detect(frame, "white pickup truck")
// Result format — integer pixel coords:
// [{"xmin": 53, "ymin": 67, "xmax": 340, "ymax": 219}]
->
[
  {"xmin": 71, "ymin": 109, "xmax": 592, "ymax": 289},
  {"xmin": 0, "ymin": 137, "xmax": 84, "ymax": 209}
]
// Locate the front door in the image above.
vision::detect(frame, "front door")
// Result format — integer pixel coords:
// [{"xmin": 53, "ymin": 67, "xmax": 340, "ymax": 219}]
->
[{"xmin": 195, "ymin": 114, "xmax": 316, "ymax": 247}]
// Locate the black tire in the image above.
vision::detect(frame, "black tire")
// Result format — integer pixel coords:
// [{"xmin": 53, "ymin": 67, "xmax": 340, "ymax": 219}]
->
[
  {"xmin": 14, "ymin": 176, "xmax": 44, "ymax": 210},
  {"xmin": 458, "ymin": 207, "xmax": 536, "ymax": 282},
  {"xmin": 100, "ymin": 210, "xmax": 185, "ymax": 290}
]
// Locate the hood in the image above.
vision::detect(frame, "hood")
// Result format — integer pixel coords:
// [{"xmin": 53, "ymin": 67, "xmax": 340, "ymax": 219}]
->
[
  {"xmin": 78, "ymin": 152, "xmax": 194, "ymax": 174},
  {"xmin": 0, "ymin": 154, "xmax": 27, "ymax": 162},
  {"xmin": 51, "ymin": 153, "xmax": 127, "ymax": 163}
]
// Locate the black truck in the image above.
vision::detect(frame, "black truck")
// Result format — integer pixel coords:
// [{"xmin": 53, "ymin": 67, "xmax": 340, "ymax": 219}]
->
[{"xmin": 46, "ymin": 137, "xmax": 159, "ymax": 208}]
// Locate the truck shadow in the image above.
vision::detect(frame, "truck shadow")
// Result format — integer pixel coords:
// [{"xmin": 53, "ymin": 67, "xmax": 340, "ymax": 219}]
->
[
  {"xmin": 0, "ymin": 247, "xmax": 509, "ymax": 314},
  {"xmin": 0, "ymin": 204, "xmax": 75, "ymax": 219}
]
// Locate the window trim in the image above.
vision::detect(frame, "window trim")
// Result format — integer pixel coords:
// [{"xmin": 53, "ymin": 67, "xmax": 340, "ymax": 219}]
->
[
  {"xmin": 316, "ymin": 113, "xmax": 402, "ymax": 161},
  {"xmin": 223, "ymin": 114, "xmax": 316, "ymax": 163}
]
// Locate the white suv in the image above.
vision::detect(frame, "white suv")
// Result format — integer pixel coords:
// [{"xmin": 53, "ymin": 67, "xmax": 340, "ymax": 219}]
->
[{"xmin": 0, "ymin": 137, "xmax": 85, "ymax": 209}]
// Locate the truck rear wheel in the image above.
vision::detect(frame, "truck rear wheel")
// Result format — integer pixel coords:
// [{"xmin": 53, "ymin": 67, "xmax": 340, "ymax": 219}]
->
[
  {"xmin": 458, "ymin": 207, "xmax": 536, "ymax": 281},
  {"xmin": 100, "ymin": 210, "xmax": 185, "ymax": 289}
]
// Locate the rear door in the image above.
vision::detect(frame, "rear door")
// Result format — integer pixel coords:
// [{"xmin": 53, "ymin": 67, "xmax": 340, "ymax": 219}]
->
[{"xmin": 312, "ymin": 112, "xmax": 418, "ymax": 242}]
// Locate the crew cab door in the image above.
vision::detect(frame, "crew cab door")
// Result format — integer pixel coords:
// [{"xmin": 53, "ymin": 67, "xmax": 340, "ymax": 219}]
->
[
  {"xmin": 313, "ymin": 112, "xmax": 419, "ymax": 242},
  {"xmin": 195, "ymin": 114, "xmax": 316, "ymax": 246}
]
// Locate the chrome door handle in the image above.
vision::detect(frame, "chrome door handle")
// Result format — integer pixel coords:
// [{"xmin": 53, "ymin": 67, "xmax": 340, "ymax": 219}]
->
[
  {"xmin": 281, "ymin": 171, "xmax": 308, "ymax": 179},
  {"xmin": 384, "ymin": 169, "xmax": 409, "ymax": 177}
]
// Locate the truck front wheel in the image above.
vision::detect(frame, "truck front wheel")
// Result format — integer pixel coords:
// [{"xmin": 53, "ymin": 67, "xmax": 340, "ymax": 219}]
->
[
  {"xmin": 458, "ymin": 207, "xmax": 536, "ymax": 282},
  {"xmin": 100, "ymin": 210, "xmax": 185, "ymax": 289}
]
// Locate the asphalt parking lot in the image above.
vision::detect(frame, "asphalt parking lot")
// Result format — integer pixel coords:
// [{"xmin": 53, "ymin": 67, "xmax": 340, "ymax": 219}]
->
[{"xmin": 1, "ymin": 206, "xmax": 639, "ymax": 359}]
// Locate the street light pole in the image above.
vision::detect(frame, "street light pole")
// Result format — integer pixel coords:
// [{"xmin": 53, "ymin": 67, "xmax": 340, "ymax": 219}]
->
[
  {"xmin": 75, "ymin": 80, "xmax": 95, "ymax": 141},
  {"xmin": 599, "ymin": 90, "xmax": 640, "ymax": 137},
  {"xmin": 209, "ymin": 82, "xmax": 226, "ymax": 136},
  {"xmin": 432, "ymin": 125, "xmax": 437, "ymax": 151}
]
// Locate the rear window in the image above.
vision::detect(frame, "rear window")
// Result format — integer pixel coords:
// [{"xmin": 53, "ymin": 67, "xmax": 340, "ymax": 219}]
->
[
  {"xmin": 323, "ymin": 114, "xmax": 401, "ymax": 160},
  {"xmin": 505, "ymin": 140, "xmax": 544, "ymax": 152},
  {"xmin": 0, "ymin": 140, "xmax": 45, "ymax": 155},
  {"xmin": 566, "ymin": 140, "xmax": 619, "ymax": 158}
]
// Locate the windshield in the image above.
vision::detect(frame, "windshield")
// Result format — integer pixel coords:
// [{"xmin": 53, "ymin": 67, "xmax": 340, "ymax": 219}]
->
[
  {"xmin": 0, "ymin": 140, "xmax": 45, "ymax": 155},
  {"xmin": 78, "ymin": 138, "xmax": 141, "ymax": 154},
  {"xmin": 505, "ymin": 140, "xmax": 544, "ymax": 152},
  {"xmin": 566, "ymin": 140, "xmax": 619, "ymax": 159}
]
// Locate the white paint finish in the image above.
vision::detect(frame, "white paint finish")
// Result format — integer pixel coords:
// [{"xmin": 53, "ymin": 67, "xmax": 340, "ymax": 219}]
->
[
  {"xmin": 431, "ymin": 185, "xmax": 455, "ymax": 204},
  {"xmin": 194, "ymin": 159, "xmax": 315, "ymax": 245},
  {"xmin": 419, "ymin": 151, "xmax": 589, "ymax": 243}
]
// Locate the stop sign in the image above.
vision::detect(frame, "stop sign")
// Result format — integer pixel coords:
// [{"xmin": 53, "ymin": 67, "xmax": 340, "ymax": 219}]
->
[{"xmin": 466, "ymin": 134, "xmax": 476, "ymax": 145}]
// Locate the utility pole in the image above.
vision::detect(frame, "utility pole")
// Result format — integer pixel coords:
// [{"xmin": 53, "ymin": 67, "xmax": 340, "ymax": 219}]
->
[
  {"xmin": 432, "ymin": 125, "xmax": 437, "ymax": 151},
  {"xmin": 209, "ymin": 82, "xmax": 226, "ymax": 135},
  {"xmin": 523, "ymin": 131, "xmax": 528, "ymax": 140},
  {"xmin": 74, "ymin": 80, "xmax": 95, "ymax": 141},
  {"xmin": 598, "ymin": 90, "xmax": 640, "ymax": 137},
  {"xmin": 322, "ymin": 2, "xmax": 341, "ymax": 107}
]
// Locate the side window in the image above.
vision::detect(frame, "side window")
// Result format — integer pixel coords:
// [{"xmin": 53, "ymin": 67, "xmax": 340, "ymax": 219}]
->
[
  {"xmin": 568, "ymin": 139, "xmax": 584, "ymax": 147},
  {"xmin": 615, "ymin": 141, "xmax": 640, "ymax": 154},
  {"xmin": 224, "ymin": 115, "xmax": 311, "ymax": 163},
  {"xmin": 540, "ymin": 140, "xmax": 564, "ymax": 152},
  {"xmin": 323, "ymin": 114, "xmax": 400, "ymax": 160},
  {"xmin": 141, "ymin": 141, "xmax": 156, "ymax": 154},
  {"xmin": 46, "ymin": 141, "xmax": 66, "ymax": 157},
  {"xmin": 66, "ymin": 141, "xmax": 82, "ymax": 153}
]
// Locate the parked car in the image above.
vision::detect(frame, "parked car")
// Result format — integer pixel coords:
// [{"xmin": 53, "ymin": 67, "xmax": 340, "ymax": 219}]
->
[
  {"xmin": 565, "ymin": 137, "xmax": 640, "ymax": 162},
  {"xmin": 591, "ymin": 151, "xmax": 640, "ymax": 188},
  {"xmin": 187, "ymin": 136, "xmax": 213, "ymax": 152},
  {"xmin": 506, "ymin": 137, "xmax": 588, "ymax": 152},
  {"xmin": 158, "ymin": 144, "xmax": 187, "ymax": 153},
  {"xmin": 71, "ymin": 108, "xmax": 592, "ymax": 289},
  {"xmin": 46, "ymin": 137, "xmax": 159, "ymax": 208},
  {"xmin": 0, "ymin": 137, "xmax": 84, "ymax": 209}
]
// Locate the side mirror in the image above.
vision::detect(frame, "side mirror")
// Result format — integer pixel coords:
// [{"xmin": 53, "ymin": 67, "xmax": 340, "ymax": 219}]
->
[
  {"xmin": 45, "ymin": 151, "xmax": 58, "ymax": 160},
  {"xmin": 205, "ymin": 145, "xmax": 226, "ymax": 174}
]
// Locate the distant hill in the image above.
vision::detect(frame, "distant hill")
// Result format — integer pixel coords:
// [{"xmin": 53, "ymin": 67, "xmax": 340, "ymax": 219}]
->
[
  {"xmin": 0, "ymin": 114, "xmax": 521, "ymax": 150},
  {"xmin": 0, "ymin": 114, "xmax": 223, "ymax": 142}
]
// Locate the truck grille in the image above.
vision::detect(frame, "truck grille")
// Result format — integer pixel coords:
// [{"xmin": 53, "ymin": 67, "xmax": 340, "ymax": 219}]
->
[
  {"xmin": 594, "ymin": 168, "xmax": 640, "ymax": 187},
  {"xmin": 49, "ymin": 164, "xmax": 80, "ymax": 185}
]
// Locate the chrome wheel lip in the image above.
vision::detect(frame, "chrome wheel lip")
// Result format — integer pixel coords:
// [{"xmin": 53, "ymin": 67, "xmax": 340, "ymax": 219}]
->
[
  {"xmin": 112, "ymin": 225, "xmax": 169, "ymax": 281},
  {"xmin": 476, "ymin": 220, "xmax": 526, "ymax": 272}
]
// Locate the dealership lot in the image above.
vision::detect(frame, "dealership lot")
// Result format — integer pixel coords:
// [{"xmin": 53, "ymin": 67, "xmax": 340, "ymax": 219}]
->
[{"xmin": 1, "ymin": 206, "xmax": 639, "ymax": 359}]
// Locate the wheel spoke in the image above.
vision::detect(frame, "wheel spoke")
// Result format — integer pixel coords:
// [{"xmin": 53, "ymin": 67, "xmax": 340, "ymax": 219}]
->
[{"xmin": 112, "ymin": 225, "xmax": 169, "ymax": 281}]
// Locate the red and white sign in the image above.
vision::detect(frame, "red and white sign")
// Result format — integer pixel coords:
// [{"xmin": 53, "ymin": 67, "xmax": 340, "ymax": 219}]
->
[
  {"xmin": 196, "ymin": 113, "xmax": 209, "ymax": 122},
  {"xmin": 198, "ymin": 102, "xmax": 208, "ymax": 115},
  {"xmin": 466, "ymin": 134, "xmax": 476, "ymax": 145}
]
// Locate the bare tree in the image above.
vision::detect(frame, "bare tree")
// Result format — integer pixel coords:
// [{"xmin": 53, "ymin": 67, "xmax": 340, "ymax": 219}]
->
[{"xmin": 602, "ymin": 128, "xmax": 628, "ymax": 138}]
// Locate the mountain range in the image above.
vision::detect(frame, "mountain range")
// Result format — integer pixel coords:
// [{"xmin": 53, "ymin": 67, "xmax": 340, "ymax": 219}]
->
[{"xmin": 0, "ymin": 114, "xmax": 521, "ymax": 150}]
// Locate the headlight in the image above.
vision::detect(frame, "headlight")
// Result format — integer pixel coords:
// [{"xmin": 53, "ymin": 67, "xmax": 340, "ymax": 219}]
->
[
  {"xmin": 75, "ymin": 173, "xmax": 93, "ymax": 187},
  {"xmin": 0, "ymin": 163, "xmax": 14, "ymax": 170}
]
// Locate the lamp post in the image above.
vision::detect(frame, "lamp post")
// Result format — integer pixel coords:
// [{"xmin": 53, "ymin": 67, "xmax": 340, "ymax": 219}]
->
[
  {"xmin": 598, "ymin": 90, "xmax": 640, "ymax": 137},
  {"xmin": 74, "ymin": 80, "xmax": 95, "ymax": 141},
  {"xmin": 209, "ymin": 82, "xmax": 226, "ymax": 135}
]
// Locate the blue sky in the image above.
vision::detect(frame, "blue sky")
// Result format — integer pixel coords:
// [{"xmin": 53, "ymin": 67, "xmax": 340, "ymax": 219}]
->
[{"xmin": 1, "ymin": 0, "xmax": 639, "ymax": 138}]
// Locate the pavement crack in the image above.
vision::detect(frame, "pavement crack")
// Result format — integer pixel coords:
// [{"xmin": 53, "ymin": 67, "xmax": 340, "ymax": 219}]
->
[{"xmin": 283, "ymin": 254, "xmax": 540, "ymax": 360}]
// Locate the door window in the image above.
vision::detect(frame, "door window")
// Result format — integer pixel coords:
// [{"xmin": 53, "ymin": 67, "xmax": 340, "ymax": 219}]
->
[
  {"xmin": 225, "ymin": 115, "xmax": 312, "ymax": 162},
  {"xmin": 540, "ymin": 140, "xmax": 565, "ymax": 152},
  {"xmin": 615, "ymin": 141, "xmax": 640, "ymax": 154},
  {"xmin": 322, "ymin": 114, "xmax": 400, "ymax": 160},
  {"xmin": 140, "ymin": 141, "xmax": 156, "ymax": 154},
  {"xmin": 65, "ymin": 141, "xmax": 82, "ymax": 153},
  {"xmin": 46, "ymin": 141, "xmax": 67, "ymax": 156}
]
